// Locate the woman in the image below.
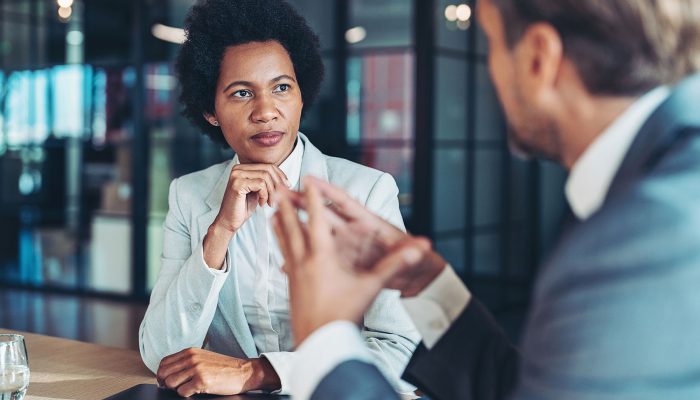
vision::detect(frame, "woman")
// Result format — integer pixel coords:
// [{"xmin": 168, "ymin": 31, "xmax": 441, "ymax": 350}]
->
[{"xmin": 138, "ymin": 0, "xmax": 419, "ymax": 397}]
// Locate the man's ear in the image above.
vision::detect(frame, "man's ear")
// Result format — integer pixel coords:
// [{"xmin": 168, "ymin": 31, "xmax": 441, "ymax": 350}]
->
[
  {"xmin": 514, "ymin": 22, "xmax": 564, "ymax": 103},
  {"xmin": 203, "ymin": 112, "xmax": 219, "ymax": 127}
]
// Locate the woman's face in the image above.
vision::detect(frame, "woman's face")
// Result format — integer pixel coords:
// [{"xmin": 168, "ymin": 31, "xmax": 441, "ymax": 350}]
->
[{"xmin": 206, "ymin": 40, "xmax": 303, "ymax": 165}]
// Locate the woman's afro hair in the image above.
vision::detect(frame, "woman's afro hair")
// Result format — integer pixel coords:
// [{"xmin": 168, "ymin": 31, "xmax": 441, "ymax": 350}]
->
[{"xmin": 175, "ymin": 0, "xmax": 325, "ymax": 146}]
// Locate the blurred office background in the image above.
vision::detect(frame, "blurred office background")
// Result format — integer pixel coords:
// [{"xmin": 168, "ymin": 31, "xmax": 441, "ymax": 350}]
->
[{"xmin": 0, "ymin": 0, "xmax": 567, "ymax": 349}]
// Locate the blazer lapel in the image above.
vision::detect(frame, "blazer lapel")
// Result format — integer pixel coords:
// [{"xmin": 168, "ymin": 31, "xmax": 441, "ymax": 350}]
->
[
  {"xmin": 196, "ymin": 161, "xmax": 231, "ymax": 241},
  {"xmin": 196, "ymin": 159, "xmax": 258, "ymax": 358},
  {"xmin": 608, "ymin": 73, "xmax": 700, "ymax": 197},
  {"xmin": 298, "ymin": 132, "xmax": 330, "ymax": 185}
]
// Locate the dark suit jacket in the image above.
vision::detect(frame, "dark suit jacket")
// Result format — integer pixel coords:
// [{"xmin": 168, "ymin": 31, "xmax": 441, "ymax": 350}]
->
[{"xmin": 311, "ymin": 73, "xmax": 700, "ymax": 400}]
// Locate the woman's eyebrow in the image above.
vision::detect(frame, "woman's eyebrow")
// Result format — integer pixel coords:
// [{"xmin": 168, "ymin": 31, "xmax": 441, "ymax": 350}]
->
[
  {"xmin": 222, "ymin": 75, "xmax": 296, "ymax": 93},
  {"xmin": 222, "ymin": 80, "xmax": 253, "ymax": 93},
  {"xmin": 270, "ymin": 74, "xmax": 297, "ymax": 83}
]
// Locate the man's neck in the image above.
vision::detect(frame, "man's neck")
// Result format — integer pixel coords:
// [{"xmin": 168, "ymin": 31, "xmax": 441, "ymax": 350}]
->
[{"xmin": 558, "ymin": 95, "xmax": 637, "ymax": 170}]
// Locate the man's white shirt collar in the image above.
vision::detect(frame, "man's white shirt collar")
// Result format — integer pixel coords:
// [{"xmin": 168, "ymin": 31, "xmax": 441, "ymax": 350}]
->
[{"xmin": 565, "ymin": 86, "xmax": 670, "ymax": 220}]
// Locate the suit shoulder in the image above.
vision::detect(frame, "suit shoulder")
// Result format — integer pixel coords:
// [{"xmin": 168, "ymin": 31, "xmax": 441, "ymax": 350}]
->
[
  {"xmin": 541, "ymin": 137, "xmax": 700, "ymax": 294},
  {"xmin": 324, "ymin": 155, "xmax": 392, "ymax": 190},
  {"xmin": 169, "ymin": 160, "xmax": 230, "ymax": 209}
]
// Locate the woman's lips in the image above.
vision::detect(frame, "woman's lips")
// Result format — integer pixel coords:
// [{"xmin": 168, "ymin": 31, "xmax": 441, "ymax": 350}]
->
[{"xmin": 250, "ymin": 131, "xmax": 284, "ymax": 147}]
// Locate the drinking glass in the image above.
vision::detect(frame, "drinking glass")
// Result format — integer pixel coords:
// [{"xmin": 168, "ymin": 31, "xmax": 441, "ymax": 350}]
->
[{"xmin": 0, "ymin": 334, "xmax": 29, "ymax": 400}]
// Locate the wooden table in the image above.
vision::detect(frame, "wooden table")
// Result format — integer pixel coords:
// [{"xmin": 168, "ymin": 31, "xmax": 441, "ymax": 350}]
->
[{"xmin": 0, "ymin": 329, "xmax": 154, "ymax": 400}]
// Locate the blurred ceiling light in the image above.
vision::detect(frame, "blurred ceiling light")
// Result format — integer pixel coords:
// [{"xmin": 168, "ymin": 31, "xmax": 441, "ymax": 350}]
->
[
  {"xmin": 58, "ymin": 6, "xmax": 72, "ymax": 20},
  {"xmin": 444, "ymin": 5, "xmax": 458, "ymax": 22},
  {"xmin": 345, "ymin": 26, "xmax": 367, "ymax": 44},
  {"xmin": 66, "ymin": 30, "xmax": 84, "ymax": 46},
  {"xmin": 457, "ymin": 19, "xmax": 470, "ymax": 30},
  {"xmin": 151, "ymin": 23, "xmax": 186, "ymax": 44},
  {"xmin": 57, "ymin": 0, "xmax": 74, "ymax": 8},
  {"xmin": 456, "ymin": 4, "xmax": 472, "ymax": 22}
]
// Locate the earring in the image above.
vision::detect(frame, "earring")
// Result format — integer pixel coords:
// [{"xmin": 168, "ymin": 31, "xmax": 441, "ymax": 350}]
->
[{"xmin": 213, "ymin": 121, "xmax": 220, "ymax": 126}]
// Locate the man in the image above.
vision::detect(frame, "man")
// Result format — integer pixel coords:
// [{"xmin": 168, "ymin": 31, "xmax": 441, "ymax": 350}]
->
[{"xmin": 273, "ymin": 0, "xmax": 700, "ymax": 399}]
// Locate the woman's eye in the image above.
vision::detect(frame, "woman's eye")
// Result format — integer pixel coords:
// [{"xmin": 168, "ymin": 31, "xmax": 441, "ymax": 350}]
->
[
  {"xmin": 232, "ymin": 90, "xmax": 252, "ymax": 98},
  {"xmin": 274, "ymin": 84, "xmax": 290, "ymax": 93}
]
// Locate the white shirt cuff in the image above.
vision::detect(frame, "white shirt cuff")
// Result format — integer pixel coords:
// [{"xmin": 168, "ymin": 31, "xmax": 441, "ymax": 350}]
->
[
  {"xmin": 291, "ymin": 321, "xmax": 372, "ymax": 400},
  {"xmin": 401, "ymin": 264, "xmax": 471, "ymax": 349},
  {"xmin": 260, "ymin": 351, "xmax": 294, "ymax": 394}
]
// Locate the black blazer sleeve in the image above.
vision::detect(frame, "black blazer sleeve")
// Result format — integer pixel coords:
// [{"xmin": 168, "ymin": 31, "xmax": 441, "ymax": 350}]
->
[
  {"xmin": 311, "ymin": 359, "xmax": 400, "ymax": 400},
  {"xmin": 402, "ymin": 299, "xmax": 519, "ymax": 400}
]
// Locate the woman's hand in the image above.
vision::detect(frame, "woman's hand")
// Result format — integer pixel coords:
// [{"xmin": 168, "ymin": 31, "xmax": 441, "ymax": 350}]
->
[
  {"xmin": 156, "ymin": 348, "xmax": 281, "ymax": 397},
  {"xmin": 203, "ymin": 164, "xmax": 289, "ymax": 269},
  {"xmin": 215, "ymin": 164, "xmax": 290, "ymax": 233}
]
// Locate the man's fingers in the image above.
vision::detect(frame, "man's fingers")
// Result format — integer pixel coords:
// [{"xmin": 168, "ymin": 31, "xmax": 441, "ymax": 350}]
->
[
  {"xmin": 305, "ymin": 182, "xmax": 333, "ymax": 251},
  {"xmin": 284, "ymin": 189, "xmax": 304, "ymax": 208},
  {"xmin": 275, "ymin": 187, "xmax": 307, "ymax": 262},
  {"xmin": 272, "ymin": 214, "xmax": 296, "ymax": 274},
  {"xmin": 323, "ymin": 207, "xmax": 347, "ymax": 232},
  {"xmin": 304, "ymin": 176, "xmax": 405, "ymax": 247},
  {"xmin": 368, "ymin": 237, "xmax": 430, "ymax": 285},
  {"xmin": 303, "ymin": 176, "xmax": 368, "ymax": 221},
  {"xmin": 271, "ymin": 164, "xmax": 291, "ymax": 188}
]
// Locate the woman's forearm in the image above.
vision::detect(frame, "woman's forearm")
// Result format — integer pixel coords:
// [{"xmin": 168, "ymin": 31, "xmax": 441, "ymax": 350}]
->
[{"xmin": 203, "ymin": 219, "xmax": 236, "ymax": 269}]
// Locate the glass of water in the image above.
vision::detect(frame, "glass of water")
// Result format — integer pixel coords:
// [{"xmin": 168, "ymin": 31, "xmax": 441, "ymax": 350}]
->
[{"xmin": 0, "ymin": 334, "xmax": 29, "ymax": 400}]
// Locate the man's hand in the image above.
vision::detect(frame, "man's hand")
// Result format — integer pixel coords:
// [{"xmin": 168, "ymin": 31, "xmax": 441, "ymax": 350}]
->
[
  {"xmin": 156, "ymin": 348, "xmax": 280, "ymax": 397},
  {"xmin": 287, "ymin": 177, "xmax": 447, "ymax": 297},
  {"xmin": 273, "ymin": 182, "xmax": 394, "ymax": 346},
  {"xmin": 204, "ymin": 164, "xmax": 289, "ymax": 269},
  {"xmin": 273, "ymin": 179, "xmax": 446, "ymax": 346}
]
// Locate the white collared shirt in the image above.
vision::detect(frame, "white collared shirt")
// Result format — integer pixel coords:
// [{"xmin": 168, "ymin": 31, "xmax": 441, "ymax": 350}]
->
[
  {"xmin": 565, "ymin": 86, "xmax": 670, "ymax": 220},
  {"xmin": 228, "ymin": 137, "xmax": 304, "ymax": 392},
  {"xmin": 290, "ymin": 87, "xmax": 672, "ymax": 399}
]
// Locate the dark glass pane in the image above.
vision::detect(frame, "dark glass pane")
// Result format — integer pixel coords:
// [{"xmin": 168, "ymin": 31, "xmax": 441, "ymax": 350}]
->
[
  {"xmin": 509, "ymin": 158, "xmax": 533, "ymax": 222},
  {"xmin": 435, "ymin": 236, "xmax": 466, "ymax": 275},
  {"xmin": 474, "ymin": 64, "xmax": 505, "ymax": 142},
  {"xmin": 349, "ymin": 0, "xmax": 412, "ymax": 49},
  {"xmin": 473, "ymin": 148, "xmax": 503, "ymax": 226},
  {"xmin": 287, "ymin": 0, "xmax": 335, "ymax": 50},
  {"xmin": 435, "ymin": 57, "xmax": 467, "ymax": 141},
  {"xmin": 433, "ymin": 147, "xmax": 467, "ymax": 232},
  {"xmin": 506, "ymin": 229, "xmax": 533, "ymax": 279},
  {"xmin": 473, "ymin": 232, "xmax": 501, "ymax": 275},
  {"xmin": 346, "ymin": 52, "xmax": 414, "ymax": 144}
]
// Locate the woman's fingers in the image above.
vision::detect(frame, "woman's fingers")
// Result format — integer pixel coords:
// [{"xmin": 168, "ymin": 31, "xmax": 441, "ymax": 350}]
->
[{"xmin": 231, "ymin": 168, "xmax": 278, "ymax": 206}]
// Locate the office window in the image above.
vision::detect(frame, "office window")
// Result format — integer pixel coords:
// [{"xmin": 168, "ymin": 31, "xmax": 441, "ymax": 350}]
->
[
  {"xmin": 0, "ymin": 0, "xmax": 567, "ymax": 312},
  {"xmin": 346, "ymin": 0, "xmax": 415, "ymax": 218},
  {"xmin": 349, "ymin": 0, "xmax": 413, "ymax": 49}
]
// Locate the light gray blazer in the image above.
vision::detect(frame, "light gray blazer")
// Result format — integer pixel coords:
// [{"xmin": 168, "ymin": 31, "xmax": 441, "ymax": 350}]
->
[{"xmin": 139, "ymin": 133, "xmax": 420, "ymax": 392}]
